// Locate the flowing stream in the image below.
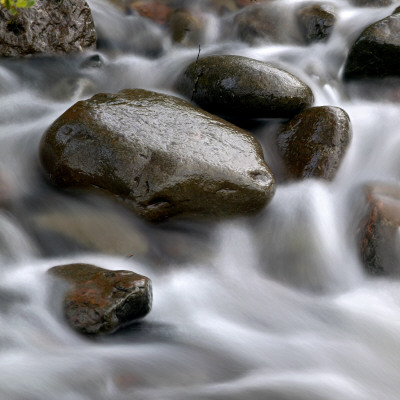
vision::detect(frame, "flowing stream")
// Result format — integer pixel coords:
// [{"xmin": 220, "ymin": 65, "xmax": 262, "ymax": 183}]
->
[{"xmin": 1, "ymin": 1, "xmax": 400, "ymax": 399}]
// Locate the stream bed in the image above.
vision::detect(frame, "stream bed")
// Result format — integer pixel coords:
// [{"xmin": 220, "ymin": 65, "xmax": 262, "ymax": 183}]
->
[{"xmin": 1, "ymin": 0, "xmax": 400, "ymax": 399}]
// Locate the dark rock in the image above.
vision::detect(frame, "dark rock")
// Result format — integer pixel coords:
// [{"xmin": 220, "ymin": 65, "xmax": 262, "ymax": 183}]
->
[
  {"xmin": 233, "ymin": 2, "xmax": 303, "ymax": 45},
  {"xmin": 296, "ymin": 3, "xmax": 336, "ymax": 44},
  {"xmin": 176, "ymin": 55, "xmax": 314, "ymax": 119},
  {"xmin": 39, "ymin": 88, "xmax": 275, "ymax": 222},
  {"xmin": 211, "ymin": 0, "xmax": 238, "ymax": 15},
  {"xmin": 344, "ymin": 13, "xmax": 400, "ymax": 80},
  {"xmin": 48, "ymin": 263, "xmax": 152, "ymax": 334},
  {"xmin": 350, "ymin": 0, "xmax": 393, "ymax": 6},
  {"xmin": 0, "ymin": 0, "xmax": 96, "ymax": 57},
  {"xmin": 276, "ymin": 106, "xmax": 351, "ymax": 180},
  {"xmin": 359, "ymin": 183, "xmax": 400, "ymax": 275}
]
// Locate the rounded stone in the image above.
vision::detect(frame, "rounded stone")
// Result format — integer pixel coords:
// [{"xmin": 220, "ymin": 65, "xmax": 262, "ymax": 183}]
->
[
  {"xmin": 40, "ymin": 88, "xmax": 275, "ymax": 222},
  {"xmin": 48, "ymin": 263, "xmax": 152, "ymax": 335},
  {"xmin": 344, "ymin": 13, "xmax": 400, "ymax": 80},
  {"xmin": 175, "ymin": 55, "xmax": 314, "ymax": 119},
  {"xmin": 296, "ymin": 3, "xmax": 336, "ymax": 44},
  {"xmin": 276, "ymin": 106, "xmax": 352, "ymax": 180}
]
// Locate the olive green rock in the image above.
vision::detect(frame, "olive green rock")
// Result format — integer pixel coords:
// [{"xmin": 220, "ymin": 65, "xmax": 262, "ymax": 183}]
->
[
  {"xmin": 49, "ymin": 263, "xmax": 152, "ymax": 335},
  {"xmin": 40, "ymin": 89, "xmax": 275, "ymax": 222},
  {"xmin": 344, "ymin": 13, "xmax": 400, "ymax": 80},
  {"xmin": 276, "ymin": 106, "xmax": 351, "ymax": 180},
  {"xmin": 175, "ymin": 55, "xmax": 314, "ymax": 119}
]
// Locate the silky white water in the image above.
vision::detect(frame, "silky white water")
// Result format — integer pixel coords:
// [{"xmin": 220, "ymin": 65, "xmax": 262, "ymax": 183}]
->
[{"xmin": 1, "ymin": 1, "xmax": 400, "ymax": 399}]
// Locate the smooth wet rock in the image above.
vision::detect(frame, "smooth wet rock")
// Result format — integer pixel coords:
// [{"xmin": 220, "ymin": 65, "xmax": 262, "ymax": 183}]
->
[
  {"xmin": 276, "ymin": 106, "xmax": 351, "ymax": 180},
  {"xmin": 176, "ymin": 55, "xmax": 314, "ymax": 119},
  {"xmin": 0, "ymin": 0, "xmax": 96, "ymax": 57},
  {"xmin": 296, "ymin": 3, "xmax": 336, "ymax": 44},
  {"xmin": 49, "ymin": 263, "xmax": 152, "ymax": 335},
  {"xmin": 234, "ymin": 2, "xmax": 303, "ymax": 45},
  {"xmin": 344, "ymin": 13, "xmax": 400, "ymax": 80},
  {"xmin": 40, "ymin": 89, "xmax": 275, "ymax": 222},
  {"xmin": 359, "ymin": 183, "xmax": 400, "ymax": 275}
]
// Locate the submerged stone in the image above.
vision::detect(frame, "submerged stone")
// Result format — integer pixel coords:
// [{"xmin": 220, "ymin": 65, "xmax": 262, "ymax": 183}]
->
[
  {"xmin": 233, "ymin": 2, "xmax": 303, "ymax": 45},
  {"xmin": 175, "ymin": 55, "xmax": 314, "ymax": 119},
  {"xmin": 359, "ymin": 183, "xmax": 400, "ymax": 275},
  {"xmin": 276, "ymin": 106, "xmax": 351, "ymax": 180},
  {"xmin": 40, "ymin": 89, "xmax": 275, "ymax": 222},
  {"xmin": 0, "ymin": 0, "xmax": 96, "ymax": 57},
  {"xmin": 344, "ymin": 13, "xmax": 400, "ymax": 80},
  {"xmin": 349, "ymin": 0, "xmax": 393, "ymax": 6},
  {"xmin": 296, "ymin": 3, "xmax": 336, "ymax": 44},
  {"xmin": 49, "ymin": 263, "xmax": 152, "ymax": 335}
]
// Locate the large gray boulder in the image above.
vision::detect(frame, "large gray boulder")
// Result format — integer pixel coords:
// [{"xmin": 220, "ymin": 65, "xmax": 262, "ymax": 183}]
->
[
  {"xmin": 40, "ymin": 89, "xmax": 275, "ymax": 222},
  {"xmin": 344, "ymin": 13, "xmax": 400, "ymax": 80},
  {"xmin": 0, "ymin": 0, "xmax": 96, "ymax": 57},
  {"xmin": 175, "ymin": 55, "xmax": 314, "ymax": 119},
  {"xmin": 276, "ymin": 106, "xmax": 351, "ymax": 180},
  {"xmin": 49, "ymin": 263, "xmax": 152, "ymax": 335}
]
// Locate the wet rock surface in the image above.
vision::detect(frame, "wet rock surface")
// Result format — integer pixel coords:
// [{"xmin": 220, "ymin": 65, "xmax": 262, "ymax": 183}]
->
[
  {"xmin": 40, "ymin": 88, "xmax": 275, "ymax": 222},
  {"xmin": 359, "ymin": 183, "xmax": 400, "ymax": 275},
  {"xmin": 296, "ymin": 3, "xmax": 336, "ymax": 44},
  {"xmin": 276, "ymin": 106, "xmax": 351, "ymax": 180},
  {"xmin": 0, "ymin": 0, "xmax": 96, "ymax": 57},
  {"xmin": 344, "ymin": 13, "xmax": 400, "ymax": 80},
  {"xmin": 176, "ymin": 55, "xmax": 314, "ymax": 119},
  {"xmin": 48, "ymin": 263, "xmax": 152, "ymax": 335}
]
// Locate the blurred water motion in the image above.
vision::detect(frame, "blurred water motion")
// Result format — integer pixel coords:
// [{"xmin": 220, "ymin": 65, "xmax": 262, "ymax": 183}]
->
[{"xmin": 1, "ymin": 0, "xmax": 400, "ymax": 399}]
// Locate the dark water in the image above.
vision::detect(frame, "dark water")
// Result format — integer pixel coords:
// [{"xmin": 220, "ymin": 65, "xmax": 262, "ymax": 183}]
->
[{"xmin": 1, "ymin": 1, "xmax": 400, "ymax": 399}]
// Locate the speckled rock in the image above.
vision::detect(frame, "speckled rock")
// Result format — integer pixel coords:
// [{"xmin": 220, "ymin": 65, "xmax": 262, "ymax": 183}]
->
[
  {"xmin": 296, "ymin": 3, "xmax": 336, "ymax": 44},
  {"xmin": 359, "ymin": 183, "xmax": 400, "ymax": 275},
  {"xmin": 233, "ymin": 2, "xmax": 303, "ymax": 45},
  {"xmin": 0, "ymin": 0, "xmax": 96, "ymax": 57},
  {"xmin": 49, "ymin": 263, "xmax": 152, "ymax": 334},
  {"xmin": 276, "ymin": 106, "xmax": 351, "ymax": 180},
  {"xmin": 176, "ymin": 55, "xmax": 314, "ymax": 119},
  {"xmin": 40, "ymin": 89, "xmax": 275, "ymax": 222},
  {"xmin": 344, "ymin": 13, "xmax": 400, "ymax": 79}
]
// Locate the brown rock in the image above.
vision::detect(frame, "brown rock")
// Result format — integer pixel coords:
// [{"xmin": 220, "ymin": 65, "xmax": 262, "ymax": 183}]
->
[
  {"xmin": 130, "ymin": 1, "xmax": 171, "ymax": 24},
  {"xmin": 168, "ymin": 9, "xmax": 204, "ymax": 45},
  {"xmin": 39, "ymin": 89, "xmax": 275, "ymax": 222},
  {"xmin": 0, "ymin": 0, "xmax": 96, "ymax": 57},
  {"xmin": 296, "ymin": 3, "xmax": 336, "ymax": 44},
  {"xmin": 350, "ymin": 0, "xmax": 393, "ymax": 6},
  {"xmin": 359, "ymin": 183, "xmax": 400, "ymax": 275},
  {"xmin": 175, "ymin": 55, "xmax": 314, "ymax": 119},
  {"xmin": 276, "ymin": 106, "xmax": 352, "ymax": 180},
  {"xmin": 49, "ymin": 263, "xmax": 152, "ymax": 334},
  {"xmin": 234, "ymin": 2, "xmax": 303, "ymax": 45}
]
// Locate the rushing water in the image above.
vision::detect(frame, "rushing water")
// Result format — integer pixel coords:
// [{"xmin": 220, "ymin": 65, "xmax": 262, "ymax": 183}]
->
[{"xmin": 1, "ymin": 0, "xmax": 400, "ymax": 399}]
